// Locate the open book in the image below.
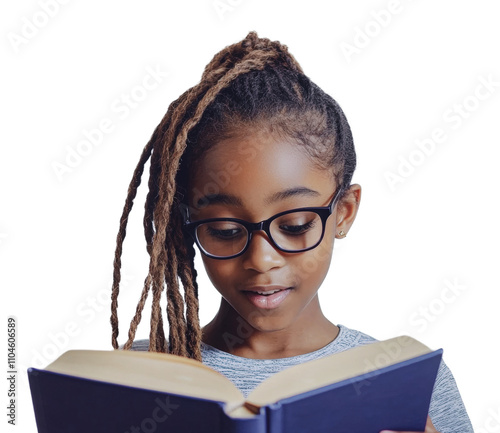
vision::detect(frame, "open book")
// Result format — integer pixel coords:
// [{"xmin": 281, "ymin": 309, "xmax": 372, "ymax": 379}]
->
[{"xmin": 28, "ymin": 336, "xmax": 442, "ymax": 433}]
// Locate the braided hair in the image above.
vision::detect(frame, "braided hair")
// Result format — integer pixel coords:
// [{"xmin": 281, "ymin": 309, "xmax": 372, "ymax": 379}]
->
[{"xmin": 110, "ymin": 31, "xmax": 356, "ymax": 361}]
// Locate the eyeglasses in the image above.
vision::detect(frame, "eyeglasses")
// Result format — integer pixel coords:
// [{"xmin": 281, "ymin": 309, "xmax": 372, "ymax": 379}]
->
[{"xmin": 182, "ymin": 187, "xmax": 343, "ymax": 260}]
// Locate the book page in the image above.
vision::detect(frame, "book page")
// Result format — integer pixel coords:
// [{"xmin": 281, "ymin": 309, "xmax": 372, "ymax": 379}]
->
[
  {"xmin": 45, "ymin": 349, "xmax": 245, "ymax": 406},
  {"xmin": 247, "ymin": 336, "xmax": 433, "ymax": 407}
]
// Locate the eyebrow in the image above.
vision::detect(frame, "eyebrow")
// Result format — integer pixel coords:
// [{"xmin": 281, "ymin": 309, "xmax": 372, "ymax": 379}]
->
[
  {"xmin": 264, "ymin": 186, "xmax": 320, "ymax": 205},
  {"xmin": 196, "ymin": 193, "xmax": 243, "ymax": 208},
  {"xmin": 196, "ymin": 187, "xmax": 320, "ymax": 208}
]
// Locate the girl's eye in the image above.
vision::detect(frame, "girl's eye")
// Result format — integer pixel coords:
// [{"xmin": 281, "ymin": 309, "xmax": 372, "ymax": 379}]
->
[
  {"xmin": 204, "ymin": 224, "xmax": 244, "ymax": 240},
  {"xmin": 278, "ymin": 220, "xmax": 316, "ymax": 235}
]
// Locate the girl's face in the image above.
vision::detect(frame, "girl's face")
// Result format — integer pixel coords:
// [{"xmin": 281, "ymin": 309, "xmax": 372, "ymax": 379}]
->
[{"xmin": 187, "ymin": 129, "xmax": 355, "ymax": 334}]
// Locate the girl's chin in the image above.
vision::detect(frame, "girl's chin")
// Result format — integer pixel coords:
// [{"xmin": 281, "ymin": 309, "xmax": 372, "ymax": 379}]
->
[{"xmin": 240, "ymin": 311, "xmax": 296, "ymax": 335}]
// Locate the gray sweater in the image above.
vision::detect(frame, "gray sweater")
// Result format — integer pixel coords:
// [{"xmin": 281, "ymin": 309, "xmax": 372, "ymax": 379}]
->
[{"xmin": 129, "ymin": 323, "xmax": 474, "ymax": 432}]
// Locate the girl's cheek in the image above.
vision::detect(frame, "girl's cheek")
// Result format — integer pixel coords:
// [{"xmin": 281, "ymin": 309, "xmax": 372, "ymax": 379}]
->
[
  {"xmin": 295, "ymin": 244, "xmax": 334, "ymax": 287},
  {"xmin": 202, "ymin": 258, "xmax": 238, "ymax": 287}
]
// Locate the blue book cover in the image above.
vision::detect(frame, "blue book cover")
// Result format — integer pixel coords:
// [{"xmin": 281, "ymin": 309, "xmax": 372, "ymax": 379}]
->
[
  {"xmin": 265, "ymin": 350, "xmax": 442, "ymax": 433},
  {"xmin": 28, "ymin": 337, "xmax": 442, "ymax": 433}
]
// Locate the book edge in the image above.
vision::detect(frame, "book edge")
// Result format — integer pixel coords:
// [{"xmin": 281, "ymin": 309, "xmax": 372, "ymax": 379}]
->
[
  {"xmin": 247, "ymin": 336, "xmax": 436, "ymax": 406},
  {"xmin": 41, "ymin": 349, "xmax": 246, "ymax": 408},
  {"xmin": 275, "ymin": 349, "xmax": 443, "ymax": 405}
]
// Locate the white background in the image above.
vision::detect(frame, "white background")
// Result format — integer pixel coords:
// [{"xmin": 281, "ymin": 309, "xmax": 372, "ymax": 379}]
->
[{"xmin": 2, "ymin": 0, "xmax": 499, "ymax": 431}]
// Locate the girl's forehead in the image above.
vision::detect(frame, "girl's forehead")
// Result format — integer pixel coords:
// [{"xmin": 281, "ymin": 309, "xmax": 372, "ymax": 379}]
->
[{"xmin": 187, "ymin": 133, "xmax": 335, "ymax": 211}]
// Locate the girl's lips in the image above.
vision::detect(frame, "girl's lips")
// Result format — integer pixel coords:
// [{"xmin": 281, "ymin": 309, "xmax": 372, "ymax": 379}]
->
[{"xmin": 243, "ymin": 287, "xmax": 292, "ymax": 309}]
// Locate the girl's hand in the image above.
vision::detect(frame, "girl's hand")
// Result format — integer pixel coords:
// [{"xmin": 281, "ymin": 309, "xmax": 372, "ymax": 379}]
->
[{"xmin": 380, "ymin": 416, "xmax": 440, "ymax": 433}]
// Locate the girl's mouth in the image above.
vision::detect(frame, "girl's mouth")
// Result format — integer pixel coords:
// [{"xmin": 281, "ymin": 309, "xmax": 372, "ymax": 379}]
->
[{"xmin": 242, "ymin": 287, "xmax": 292, "ymax": 309}]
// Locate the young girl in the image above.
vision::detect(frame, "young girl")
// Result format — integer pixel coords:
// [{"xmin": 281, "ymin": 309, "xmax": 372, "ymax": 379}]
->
[{"xmin": 110, "ymin": 31, "xmax": 473, "ymax": 433}]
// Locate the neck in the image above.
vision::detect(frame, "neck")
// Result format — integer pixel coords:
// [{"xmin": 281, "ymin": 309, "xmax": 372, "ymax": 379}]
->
[{"xmin": 201, "ymin": 297, "xmax": 339, "ymax": 359}]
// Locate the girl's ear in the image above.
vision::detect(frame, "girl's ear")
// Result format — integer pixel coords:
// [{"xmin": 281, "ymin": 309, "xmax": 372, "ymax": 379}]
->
[{"xmin": 335, "ymin": 184, "xmax": 361, "ymax": 238}]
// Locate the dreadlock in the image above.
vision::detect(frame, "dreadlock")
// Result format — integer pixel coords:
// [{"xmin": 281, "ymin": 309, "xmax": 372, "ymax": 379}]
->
[{"xmin": 110, "ymin": 31, "xmax": 356, "ymax": 361}]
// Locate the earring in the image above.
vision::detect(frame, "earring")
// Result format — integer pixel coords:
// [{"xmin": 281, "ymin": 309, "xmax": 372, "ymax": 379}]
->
[{"xmin": 337, "ymin": 230, "xmax": 346, "ymax": 238}]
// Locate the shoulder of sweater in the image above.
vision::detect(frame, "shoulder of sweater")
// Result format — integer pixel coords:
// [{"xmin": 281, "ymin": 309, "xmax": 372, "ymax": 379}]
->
[
  {"xmin": 336, "ymin": 323, "xmax": 378, "ymax": 348},
  {"xmin": 119, "ymin": 339, "xmax": 150, "ymax": 351},
  {"xmin": 117, "ymin": 325, "xmax": 378, "ymax": 353}
]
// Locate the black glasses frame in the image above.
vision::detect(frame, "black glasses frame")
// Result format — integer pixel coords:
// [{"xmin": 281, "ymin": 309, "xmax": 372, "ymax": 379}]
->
[{"xmin": 182, "ymin": 186, "xmax": 344, "ymax": 260}]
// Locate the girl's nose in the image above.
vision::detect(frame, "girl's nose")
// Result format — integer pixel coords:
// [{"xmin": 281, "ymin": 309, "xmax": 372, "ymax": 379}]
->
[{"xmin": 241, "ymin": 231, "xmax": 286, "ymax": 272}]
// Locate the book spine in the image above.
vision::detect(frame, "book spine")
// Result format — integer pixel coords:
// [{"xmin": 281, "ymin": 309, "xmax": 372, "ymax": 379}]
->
[
  {"xmin": 266, "ymin": 402, "xmax": 282, "ymax": 433},
  {"xmin": 27, "ymin": 369, "xmax": 49, "ymax": 433},
  {"xmin": 221, "ymin": 411, "xmax": 266, "ymax": 433}
]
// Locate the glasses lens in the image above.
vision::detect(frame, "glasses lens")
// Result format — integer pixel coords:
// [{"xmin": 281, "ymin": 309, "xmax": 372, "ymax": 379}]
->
[
  {"xmin": 270, "ymin": 211, "xmax": 323, "ymax": 251},
  {"xmin": 195, "ymin": 221, "xmax": 248, "ymax": 257}
]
